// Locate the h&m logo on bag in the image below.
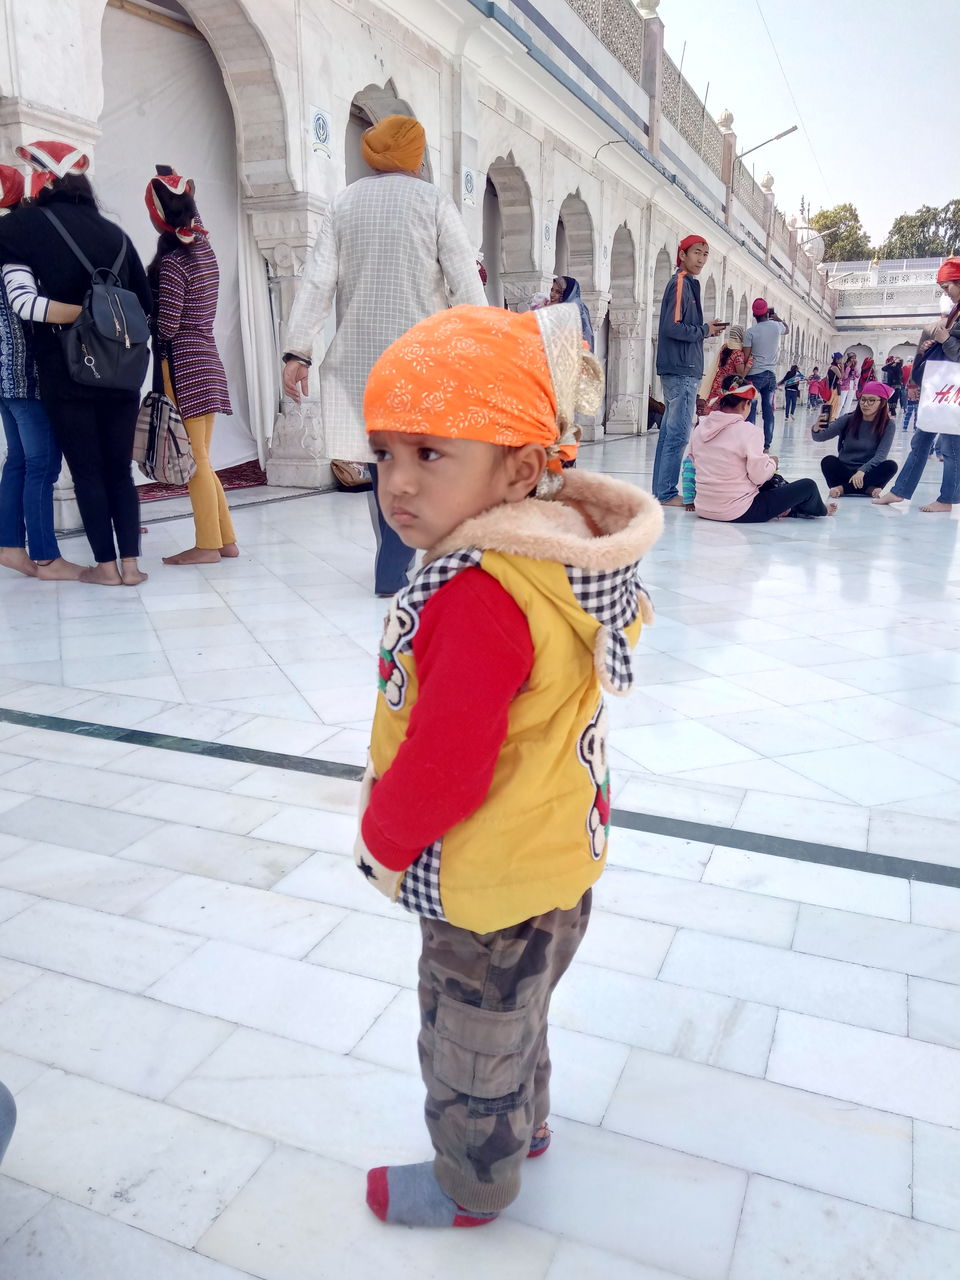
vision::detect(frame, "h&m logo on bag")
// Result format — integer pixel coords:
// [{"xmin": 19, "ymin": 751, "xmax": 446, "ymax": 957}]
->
[{"xmin": 932, "ymin": 384, "xmax": 960, "ymax": 405}]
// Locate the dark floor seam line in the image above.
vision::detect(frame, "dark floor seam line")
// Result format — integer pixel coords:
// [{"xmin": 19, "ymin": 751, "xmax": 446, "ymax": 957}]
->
[
  {"xmin": 3, "ymin": 705, "xmax": 958, "ymax": 890},
  {"xmin": 56, "ymin": 486, "xmax": 331, "ymax": 538}
]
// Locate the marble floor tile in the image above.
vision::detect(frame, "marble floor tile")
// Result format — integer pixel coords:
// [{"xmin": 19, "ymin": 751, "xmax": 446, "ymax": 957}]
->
[
  {"xmin": 120, "ymin": 824, "xmax": 312, "ymax": 889},
  {"xmin": 681, "ymin": 643, "xmax": 790, "ymax": 677},
  {"xmin": 909, "ymin": 976, "xmax": 960, "ymax": 1051},
  {"xmin": 700, "ymin": 705, "xmax": 862, "ymax": 756},
  {"xmin": 114, "ymin": 781, "xmax": 280, "ymax": 836},
  {"xmin": 733, "ymin": 790, "xmax": 870, "ymax": 849},
  {"xmin": 644, "ymin": 676, "xmax": 782, "ymax": 719},
  {"xmin": 0, "ymin": 954, "xmax": 42, "ymax": 1001},
  {"xmin": 133, "ymin": 705, "xmax": 254, "ymax": 740},
  {"xmin": 177, "ymin": 665, "xmax": 300, "ymax": 705},
  {"xmin": 0, "ymin": 899, "xmax": 200, "ymax": 992},
  {"xmin": 792, "ymin": 905, "xmax": 960, "ymax": 982},
  {"xmin": 104, "ymin": 745, "xmax": 259, "ymax": 790},
  {"xmin": 614, "ymin": 721, "xmax": 759, "ymax": 773},
  {"xmin": 0, "ymin": 1197, "xmax": 261, "ymax": 1280},
  {"xmin": 216, "ymin": 714, "xmax": 339, "ymax": 755},
  {"xmin": 0, "ymin": 1176, "xmax": 50, "ymax": 1248},
  {"xmin": 545, "ymin": 1240, "xmax": 687, "ymax": 1280},
  {"xmin": 0, "ymin": 759, "xmax": 152, "ymax": 809},
  {"xmin": 0, "ymin": 845, "xmax": 175, "ymax": 914},
  {"xmin": 882, "ymin": 726, "xmax": 960, "ymax": 782},
  {"xmin": 60, "ymin": 631, "xmax": 164, "ymax": 661},
  {"xmin": 0, "ymin": 971, "xmax": 232, "ymax": 1098},
  {"xmin": 508, "ymin": 1116, "xmax": 746, "ymax": 1280},
  {"xmin": 575, "ymin": 909, "xmax": 675, "ymax": 979},
  {"xmin": 776, "ymin": 742, "xmax": 955, "ymax": 807},
  {"xmin": 131, "ymin": 874, "xmax": 346, "ymax": 957},
  {"xmin": 0, "ymin": 683, "xmax": 97, "ymax": 714},
  {"xmin": 606, "ymin": 827, "xmax": 713, "ymax": 880},
  {"xmin": 197, "ymin": 1145, "xmax": 558, "ymax": 1280},
  {"xmin": 66, "ymin": 692, "xmax": 173, "ymax": 728},
  {"xmin": 868, "ymin": 809, "xmax": 960, "ymax": 868},
  {"xmin": 0, "ymin": 1047, "xmax": 49, "ymax": 1094},
  {"xmin": 813, "ymin": 656, "xmax": 946, "ymax": 696},
  {"xmin": 728, "ymin": 1175, "xmax": 960, "ymax": 1280},
  {"xmin": 794, "ymin": 692, "xmax": 952, "ymax": 743},
  {"xmin": 595, "ymin": 865, "xmax": 798, "ymax": 946},
  {"xmin": 306, "ymin": 911, "xmax": 421, "ymax": 987},
  {"xmin": 703, "ymin": 847, "xmax": 910, "ymax": 921},
  {"xmin": 0, "ymin": 796, "xmax": 160, "ymax": 855},
  {"xmin": 230, "ymin": 770, "xmax": 361, "ymax": 820},
  {"xmin": 674, "ymin": 758, "xmax": 850, "ymax": 802},
  {"xmin": 169, "ymin": 1027, "xmax": 430, "ymax": 1169},
  {"xmin": 155, "ymin": 623, "xmax": 256, "ymax": 651},
  {"xmin": 211, "ymin": 691, "xmax": 327, "ymax": 721},
  {"xmin": 614, "ymin": 772, "xmax": 745, "ymax": 826},
  {"xmin": 148, "ymin": 939, "xmax": 397, "ymax": 1053},
  {"xmin": 350, "ymin": 988, "xmax": 421, "ymax": 1075},
  {"xmin": 913, "ymin": 1121, "xmax": 960, "ymax": 1232},
  {"xmin": 766, "ymin": 1010, "xmax": 960, "ymax": 1129},
  {"xmin": 911, "ymin": 881, "xmax": 960, "ymax": 931},
  {"xmin": 247, "ymin": 802, "xmax": 355, "ymax": 850},
  {"xmin": 604, "ymin": 1047, "xmax": 912, "ymax": 1213},
  {"xmin": 661, "ymin": 930, "xmax": 907, "ymax": 1033},
  {"xmin": 0, "ymin": 728, "xmax": 138, "ymax": 768},
  {"xmin": 728, "ymin": 667, "xmax": 863, "ymax": 708},
  {"xmin": 552, "ymin": 961, "xmax": 776, "ymax": 1076},
  {"xmin": 164, "ymin": 642, "xmax": 277, "ymax": 677},
  {"xmin": 266, "ymin": 851, "xmax": 404, "ymax": 917},
  {"xmin": 5, "ymin": 1070, "xmax": 271, "ymax": 1249}
]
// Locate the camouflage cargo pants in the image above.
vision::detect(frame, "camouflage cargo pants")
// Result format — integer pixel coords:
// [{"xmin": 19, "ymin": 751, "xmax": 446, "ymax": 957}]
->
[{"xmin": 417, "ymin": 890, "xmax": 591, "ymax": 1214}]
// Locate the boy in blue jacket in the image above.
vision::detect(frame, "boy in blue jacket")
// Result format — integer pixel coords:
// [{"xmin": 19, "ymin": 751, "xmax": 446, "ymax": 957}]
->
[{"xmin": 652, "ymin": 234, "xmax": 726, "ymax": 506}]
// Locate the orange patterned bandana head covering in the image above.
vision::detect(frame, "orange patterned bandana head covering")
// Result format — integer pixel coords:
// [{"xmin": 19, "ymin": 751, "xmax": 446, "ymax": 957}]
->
[{"xmin": 364, "ymin": 303, "xmax": 603, "ymax": 472}]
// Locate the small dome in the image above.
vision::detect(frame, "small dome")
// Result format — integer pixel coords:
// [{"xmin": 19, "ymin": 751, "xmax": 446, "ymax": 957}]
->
[
  {"xmin": 635, "ymin": 0, "xmax": 661, "ymax": 15},
  {"xmin": 760, "ymin": 171, "xmax": 774, "ymax": 192},
  {"xmin": 716, "ymin": 108, "xmax": 734, "ymax": 131}
]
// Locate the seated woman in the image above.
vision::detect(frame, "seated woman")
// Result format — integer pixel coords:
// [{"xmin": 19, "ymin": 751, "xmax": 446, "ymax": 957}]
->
[
  {"xmin": 812, "ymin": 381, "xmax": 897, "ymax": 498},
  {"xmin": 689, "ymin": 384, "xmax": 836, "ymax": 522}
]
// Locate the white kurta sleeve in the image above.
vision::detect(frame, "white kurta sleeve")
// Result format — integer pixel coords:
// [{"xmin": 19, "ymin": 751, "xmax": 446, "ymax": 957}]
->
[
  {"xmin": 284, "ymin": 206, "xmax": 339, "ymax": 360},
  {"xmin": 436, "ymin": 195, "xmax": 487, "ymax": 308}
]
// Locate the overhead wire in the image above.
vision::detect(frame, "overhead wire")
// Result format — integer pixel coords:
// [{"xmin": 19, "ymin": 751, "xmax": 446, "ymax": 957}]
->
[{"xmin": 752, "ymin": 0, "xmax": 832, "ymax": 204}]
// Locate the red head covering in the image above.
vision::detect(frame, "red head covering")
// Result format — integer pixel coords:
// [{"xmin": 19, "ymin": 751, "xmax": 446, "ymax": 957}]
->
[
  {"xmin": 937, "ymin": 257, "xmax": 960, "ymax": 283},
  {"xmin": 723, "ymin": 383, "xmax": 756, "ymax": 402},
  {"xmin": 676, "ymin": 234, "xmax": 707, "ymax": 266},
  {"xmin": 145, "ymin": 167, "xmax": 206, "ymax": 245},
  {"xmin": 0, "ymin": 165, "xmax": 24, "ymax": 209},
  {"xmin": 859, "ymin": 381, "xmax": 892, "ymax": 401},
  {"xmin": 752, "ymin": 298, "xmax": 769, "ymax": 317},
  {"xmin": 16, "ymin": 140, "xmax": 90, "ymax": 195}
]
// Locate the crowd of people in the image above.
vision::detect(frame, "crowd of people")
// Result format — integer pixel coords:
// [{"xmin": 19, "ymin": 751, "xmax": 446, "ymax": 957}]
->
[{"xmin": 652, "ymin": 228, "xmax": 960, "ymax": 520}]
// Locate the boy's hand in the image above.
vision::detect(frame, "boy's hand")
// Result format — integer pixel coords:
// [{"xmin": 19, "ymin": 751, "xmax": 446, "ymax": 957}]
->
[{"xmin": 353, "ymin": 836, "xmax": 403, "ymax": 900}]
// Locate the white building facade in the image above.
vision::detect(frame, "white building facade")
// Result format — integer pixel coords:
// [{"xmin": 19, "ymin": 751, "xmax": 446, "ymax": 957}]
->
[
  {"xmin": 0, "ymin": 0, "xmax": 838, "ymax": 497},
  {"xmin": 831, "ymin": 257, "xmax": 947, "ymax": 370}
]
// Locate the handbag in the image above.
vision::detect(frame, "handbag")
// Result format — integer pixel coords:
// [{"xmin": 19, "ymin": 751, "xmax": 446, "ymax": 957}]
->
[
  {"xmin": 916, "ymin": 358, "xmax": 960, "ymax": 436},
  {"xmin": 133, "ymin": 391, "xmax": 196, "ymax": 485},
  {"xmin": 40, "ymin": 209, "xmax": 151, "ymax": 391},
  {"xmin": 330, "ymin": 459, "xmax": 373, "ymax": 493}
]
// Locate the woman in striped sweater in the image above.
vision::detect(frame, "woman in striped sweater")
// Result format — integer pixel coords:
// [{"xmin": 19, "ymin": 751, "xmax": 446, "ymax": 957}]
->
[{"xmin": 146, "ymin": 167, "xmax": 237, "ymax": 565}]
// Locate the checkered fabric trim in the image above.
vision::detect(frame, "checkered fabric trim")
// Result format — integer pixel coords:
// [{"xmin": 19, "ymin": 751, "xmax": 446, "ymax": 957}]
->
[
  {"xmin": 566, "ymin": 565, "xmax": 645, "ymax": 694},
  {"xmin": 399, "ymin": 840, "xmax": 445, "ymax": 919},
  {"xmin": 393, "ymin": 548, "xmax": 484, "ymax": 657}
]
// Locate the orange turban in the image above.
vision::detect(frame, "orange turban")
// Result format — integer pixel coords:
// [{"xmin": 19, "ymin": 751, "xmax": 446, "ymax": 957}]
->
[
  {"xmin": 364, "ymin": 304, "xmax": 603, "ymax": 470},
  {"xmin": 361, "ymin": 115, "xmax": 426, "ymax": 173}
]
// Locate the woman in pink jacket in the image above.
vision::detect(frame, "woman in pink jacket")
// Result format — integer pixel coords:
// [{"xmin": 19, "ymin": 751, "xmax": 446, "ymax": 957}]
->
[{"xmin": 689, "ymin": 385, "xmax": 836, "ymax": 521}]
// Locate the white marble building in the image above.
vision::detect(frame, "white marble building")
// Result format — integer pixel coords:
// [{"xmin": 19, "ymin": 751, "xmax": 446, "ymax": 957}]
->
[
  {"xmin": 832, "ymin": 256, "xmax": 948, "ymax": 369},
  {"xmin": 0, "ymin": 0, "xmax": 838, "ymax": 495}
]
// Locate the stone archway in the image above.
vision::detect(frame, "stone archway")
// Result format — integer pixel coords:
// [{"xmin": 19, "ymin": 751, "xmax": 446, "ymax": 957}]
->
[
  {"xmin": 724, "ymin": 287, "xmax": 735, "ymax": 325},
  {"xmin": 651, "ymin": 247, "xmax": 675, "ymax": 401},
  {"xmin": 606, "ymin": 223, "xmax": 643, "ymax": 434},
  {"xmin": 557, "ymin": 192, "xmax": 596, "ymax": 292},
  {"xmin": 486, "ymin": 154, "xmax": 539, "ymax": 309},
  {"xmin": 703, "ymin": 275, "xmax": 717, "ymax": 319},
  {"xmin": 348, "ymin": 81, "xmax": 433, "ymax": 182},
  {"xmin": 738, "ymin": 293, "xmax": 749, "ymax": 328}
]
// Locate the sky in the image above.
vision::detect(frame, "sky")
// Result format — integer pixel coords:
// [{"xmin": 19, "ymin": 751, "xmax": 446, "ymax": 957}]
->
[{"xmin": 659, "ymin": 0, "xmax": 959, "ymax": 247}]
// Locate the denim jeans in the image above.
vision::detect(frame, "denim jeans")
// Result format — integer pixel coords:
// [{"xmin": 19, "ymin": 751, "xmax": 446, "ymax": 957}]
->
[
  {"xmin": 746, "ymin": 370, "xmax": 777, "ymax": 449},
  {"xmin": 892, "ymin": 430, "xmax": 960, "ymax": 504},
  {"xmin": 903, "ymin": 400, "xmax": 918, "ymax": 431},
  {"xmin": 368, "ymin": 462, "xmax": 416, "ymax": 595},
  {"xmin": 0, "ymin": 397, "xmax": 62, "ymax": 562},
  {"xmin": 652, "ymin": 374, "xmax": 699, "ymax": 502},
  {"xmin": 784, "ymin": 388, "xmax": 798, "ymax": 418}
]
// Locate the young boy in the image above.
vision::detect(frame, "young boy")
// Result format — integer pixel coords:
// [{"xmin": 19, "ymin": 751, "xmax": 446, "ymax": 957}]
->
[{"xmin": 354, "ymin": 303, "xmax": 662, "ymax": 1228}]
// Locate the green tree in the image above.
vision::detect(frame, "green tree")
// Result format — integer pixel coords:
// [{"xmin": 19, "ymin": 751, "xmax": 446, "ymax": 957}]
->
[
  {"xmin": 879, "ymin": 200, "xmax": 960, "ymax": 258},
  {"xmin": 808, "ymin": 203, "xmax": 873, "ymax": 262}
]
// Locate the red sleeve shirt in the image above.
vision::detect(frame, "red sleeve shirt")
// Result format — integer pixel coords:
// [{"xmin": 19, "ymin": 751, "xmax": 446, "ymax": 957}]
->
[{"xmin": 361, "ymin": 567, "xmax": 534, "ymax": 872}]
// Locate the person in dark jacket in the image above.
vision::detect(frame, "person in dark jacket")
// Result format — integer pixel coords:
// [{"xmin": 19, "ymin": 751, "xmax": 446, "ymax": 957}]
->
[
  {"xmin": 875, "ymin": 261, "xmax": 960, "ymax": 512},
  {"xmin": 652, "ymin": 234, "xmax": 726, "ymax": 505},
  {"xmin": 812, "ymin": 381, "xmax": 897, "ymax": 497},
  {"xmin": 0, "ymin": 141, "xmax": 152, "ymax": 585},
  {"xmin": 550, "ymin": 275, "xmax": 594, "ymax": 351}
]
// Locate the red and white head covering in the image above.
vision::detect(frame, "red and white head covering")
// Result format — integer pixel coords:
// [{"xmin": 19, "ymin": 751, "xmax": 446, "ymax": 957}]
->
[
  {"xmin": 0, "ymin": 165, "xmax": 25, "ymax": 210},
  {"xmin": 145, "ymin": 166, "xmax": 205, "ymax": 245},
  {"xmin": 15, "ymin": 140, "xmax": 90, "ymax": 196}
]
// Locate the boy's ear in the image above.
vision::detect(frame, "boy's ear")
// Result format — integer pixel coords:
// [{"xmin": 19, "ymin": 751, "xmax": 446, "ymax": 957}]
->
[{"xmin": 503, "ymin": 443, "xmax": 547, "ymax": 500}]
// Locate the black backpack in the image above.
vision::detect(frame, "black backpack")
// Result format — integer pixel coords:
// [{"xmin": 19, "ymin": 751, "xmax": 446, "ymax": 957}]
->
[{"xmin": 41, "ymin": 208, "xmax": 150, "ymax": 392}]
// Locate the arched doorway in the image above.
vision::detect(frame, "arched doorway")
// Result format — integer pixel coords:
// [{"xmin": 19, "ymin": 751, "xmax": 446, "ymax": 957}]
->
[
  {"xmin": 346, "ymin": 81, "xmax": 433, "ymax": 182},
  {"xmin": 738, "ymin": 293, "xmax": 749, "ymax": 328},
  {"xmin": 702, "ymin": 276, "xmax": 717, "ymax": 320},
  {"xmin": 606, "ymin": 223, "xmax": 643, "ymax": 433},
  {"xmin": 651, "ymin": 247, "xmax": 674, "ymax": 400},
  {"xmin": 724, "ymin": 287, "xmax": 735, "ymax": 325},
  {"xmin": 485, "ymin": 155, "xmax": 536, "ymax": 309},
  {"xmin": 556, "ymin": 193, "xmax": 596, "ymax": 291},
  {"xmin": 96, "ymin": 0, "xmax": 257, "ymax": 469}
]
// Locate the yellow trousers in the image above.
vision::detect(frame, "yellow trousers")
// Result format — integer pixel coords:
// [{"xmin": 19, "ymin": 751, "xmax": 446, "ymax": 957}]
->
[{"xmin": 162, "ymin": 361, "xmax": 237, "ymax": 550}]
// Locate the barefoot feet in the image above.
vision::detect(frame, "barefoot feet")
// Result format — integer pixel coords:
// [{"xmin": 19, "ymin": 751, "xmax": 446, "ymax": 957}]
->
[
  {"xmin": 35, "ymin": 557, "xmax": 86, "ymax": 581},
  {"xmin": 872, "ymin": 492, "xmax": 904, "ymax": 505},
  {"xmin": 79, "ymin": 562, "xmax": 124, "ymax": 586},
  {"xmin": 827, "ymin": 486, "xmax": 843, "ymax": 499},
  {"xmin": 162, "ymin": 547, "xmax": 223, "ymax": 566},
  {"xmin": 659, "ymin": 496, "xmax": 685, "ymax": 508},
  {"xmin": 827, "ymin": 502, "xmax": 839, "ymax": 516},
  {"xmin": 0, "ymin": 547, "xmax": 37, "ymax": 577},
  {"xmin": 219, "ymin": 542, "xmax": 240, "ymax": 558},
  {"xmin": 120, "ymin": 558, "xmax": 148, "ymax": 586},
  {"xmin": 919, "ymin": 501, "xmax": 953, "ymax": 513}
]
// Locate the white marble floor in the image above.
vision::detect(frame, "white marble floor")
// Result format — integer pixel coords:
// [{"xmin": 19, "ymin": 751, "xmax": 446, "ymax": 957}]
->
[{"xmin": 0, "ymin": 409, "xmax": 958, "ymax": 1278}]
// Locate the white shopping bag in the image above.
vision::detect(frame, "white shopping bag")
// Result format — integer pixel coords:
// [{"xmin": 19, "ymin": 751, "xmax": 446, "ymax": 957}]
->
[{"xmin": 916, "ymin": 360, "xmax": 960, "ymax": 435}]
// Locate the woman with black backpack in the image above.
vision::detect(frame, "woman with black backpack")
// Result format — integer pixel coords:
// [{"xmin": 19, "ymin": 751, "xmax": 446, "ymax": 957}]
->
[{"xmin": 0, "ymin": 141, "xmax": 152, "ymax": 586}]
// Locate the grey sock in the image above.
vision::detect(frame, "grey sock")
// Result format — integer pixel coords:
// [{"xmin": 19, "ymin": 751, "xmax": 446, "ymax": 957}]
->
[{"xmin": 366, "ymin": 1162, "xmax": 498, "ymax": 1227}]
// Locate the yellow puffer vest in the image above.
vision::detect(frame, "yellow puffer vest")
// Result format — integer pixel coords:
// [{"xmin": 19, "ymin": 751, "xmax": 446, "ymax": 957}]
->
[{"xmin": 368, "ymin": 470, "xmax": 663, "ymax": 933}]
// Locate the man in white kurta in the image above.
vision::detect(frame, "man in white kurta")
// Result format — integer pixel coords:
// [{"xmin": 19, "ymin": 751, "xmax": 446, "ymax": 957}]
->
[{"xmin": 282, "ymin": 114, "xmax": 486, "ymax": 594}]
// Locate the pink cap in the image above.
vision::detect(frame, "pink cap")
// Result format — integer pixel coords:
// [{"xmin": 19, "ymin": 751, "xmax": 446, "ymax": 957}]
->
[
  {"xmin": 752, "ymin": 298, "xmax": 768, "ymax": 317},
  {"xmin": 859, "ymin": 381, "xmax": 892, "ymax": 401}
]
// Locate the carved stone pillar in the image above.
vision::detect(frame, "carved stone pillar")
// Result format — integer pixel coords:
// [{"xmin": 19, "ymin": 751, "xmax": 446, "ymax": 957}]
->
[
  {"xmin": 245, "ymin": 196, "xmax": 332, "ymax": 489},
  {"xmin": 605, "ymin": 305, "xmax": 646, "ymax": 434}
]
